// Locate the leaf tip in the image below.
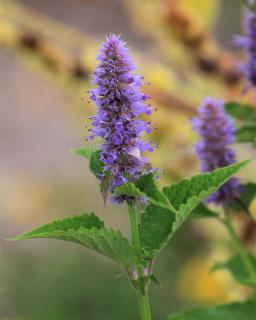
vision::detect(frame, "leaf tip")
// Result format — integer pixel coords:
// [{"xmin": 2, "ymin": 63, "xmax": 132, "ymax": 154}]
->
[{"xmin": 5, "ymin": 235, "xmax": 24, "ymax": 241}]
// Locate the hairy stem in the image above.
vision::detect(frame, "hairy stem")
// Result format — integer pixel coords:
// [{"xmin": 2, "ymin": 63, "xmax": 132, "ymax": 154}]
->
[{"xmin": 128, "ymin": 204, "xmax": 153, "ymax": 320}]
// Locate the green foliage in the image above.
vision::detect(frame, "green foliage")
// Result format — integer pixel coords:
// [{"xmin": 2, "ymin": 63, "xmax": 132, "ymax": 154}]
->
[
  {"xmin": 240, "ymin": 183, "xmax": 256, "ymax": 208},
  {"xmin": 228, "ymin": 183, "xmax": 256, "ymax": 212},
  {"xmin": 224, "ymin": 102, "xmax": 256, "ymax": 121},
  {"xmin": 89, "ymin": 150, "xmax": 104, "ymax": 178},
  {"xmin": 169, "ymin": 299, "xmax": 256, "ymax": 320},
  {"xmin": 115, "ymin": 182, "xmax": 145, "ymax": 198},
  {"xmin": 139, "ymin": 204, "xmax": 174, "ymax": 259},
  {"xmin": 72, "ymin": 147, "xmax": 104, "ymax": 178},
  {"xmin": 163, "ymin": 161, "xmax": 249, "ymax": 211},
  {"xmin": 139, "ymin": 162, "xmax": 249, "ymax": 260},
  {"xmin": 11, "ymin": 213, "xmax": 137, "ymax": 268},
  {"xmin": 224, "ymin": 102, "xmax": 256, "ymax": 147},
  {"xmin": 190, "ymin": 203, "xmax": 218, "ymax": 219},
  {"xmin": 71, "ymin": 147, "xmax": 94, "ymax": 160},
  {"xmin": 236, "ymin": 124, "xmax": 256, "ymax": 145},
  {"xmin": 114, "ymin": 175, "xmax": 176, "ymax": 212},
  {"xmin": 14, "ymin": 213, "xmax": 104, "ymax": 236},
  {"xmin": 135, "ymin": 173, "xmax": 172, "ymax": 208},
  {"xmin": 212, "ymin": 254, "xmax": 256, "ymax": 287},
  {"xmin": 72, "ymin": 147, "xmax": 107, "ymax": 201},
  {"xmin": 162, "ymin": 161, "xmax": 249, "ymax": 239}
]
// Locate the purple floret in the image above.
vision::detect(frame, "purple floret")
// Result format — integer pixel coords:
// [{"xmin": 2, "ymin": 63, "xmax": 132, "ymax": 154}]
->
[
  {"xmin": 192, "ymin": 97, "xmax": 242, "ymax": 205},
  {"xmin": 234, "ymin": 10, "xmax": 256, "ymax": 88},
  {"xmin": 87, "ymin": 34, "xmax": 154, "ymax": 202}
]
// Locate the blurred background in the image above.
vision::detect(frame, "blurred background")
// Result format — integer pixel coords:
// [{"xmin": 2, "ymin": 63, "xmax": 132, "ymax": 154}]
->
[{"xmin": 1, "ymin": 0, "xmax": 256, "ymax": 319}]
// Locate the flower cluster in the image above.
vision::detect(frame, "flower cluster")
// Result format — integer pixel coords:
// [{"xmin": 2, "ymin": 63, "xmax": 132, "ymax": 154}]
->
[
  {"xmin": 88, "ymin": 34, "xmax": 154, "ymax": 202},
  {"xmin": 192, "ymin": 97, "xmax": 242, "ymax": 205},
  {"xmin": 234, "ymin": 8, "xmax": 256, "ymax": 88}
]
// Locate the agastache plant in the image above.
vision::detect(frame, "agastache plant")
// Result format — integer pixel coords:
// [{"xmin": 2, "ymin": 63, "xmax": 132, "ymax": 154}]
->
[
  {"xmin": 9, "ymin": 35, "xmax": 249, "ymax": 320},
  {"xmin": 191, "ymin": 97, "xmax": 256, "ymax": 306},
  {"xmin": 234, "ymin": 2, "xmax": 256, "ymax": 89},
  {"xmin": 192, "ymin": 97, "xmax": 243, "ymax": 205},
  {"xmin": 87, "ymin": 34, "xmax": 154, "ymax": 203}
]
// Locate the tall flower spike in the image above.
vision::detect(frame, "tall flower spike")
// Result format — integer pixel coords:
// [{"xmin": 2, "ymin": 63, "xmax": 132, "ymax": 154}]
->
[
  {"xmin": 88, "ymin": 34, "xmax": 154, "ymax": 203},
  {"xmin": 233, "ymin": 8, "xmax": 256, "ymax": 89},
  {"xmin": 192, "ymin": 97, "xmax": 242, "ymax": 205}
]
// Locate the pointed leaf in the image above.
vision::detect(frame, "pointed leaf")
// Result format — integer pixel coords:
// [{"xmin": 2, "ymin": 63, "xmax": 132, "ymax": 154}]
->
[
  {"xmin": 13, "ymin": 213, "xmax": 104, "ymax": 239},
  {"xmin": 139, "ymin": 162, "xmax": 249, "ymax": 260},
  {"xmin": 169, "ymin": 299, "xmax": 256, "ymax": 320},
  {"xmin": 162, "ymin": 161, "xmax": 249, "ymax": 239},
  {"xmin": 163, "ymin": 161, "xmax": 249, "ymax": 210},
  {"xmin": 11, "ymin": 213, "xmax": 137, "ymax": 268},
  {"xmin": 71, "ymin": 147, "xmax": 94, "ymax": 160}
]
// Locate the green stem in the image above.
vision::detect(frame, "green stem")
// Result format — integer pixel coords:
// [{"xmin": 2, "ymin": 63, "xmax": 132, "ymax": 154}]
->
[
  {"xmin": 222, "ymin": 214, "xmax": 256, "ymax": 282},
  {"xmin": 128, "ymin": 204, "xmax": 153, "ymax": 320},
  {"xmin": 137, "ymin": 290, "xmax": 152, "ymax": 320},
  {"xmin": 128, "ymin": 204, "xmax": 141, "ymax": 260}
]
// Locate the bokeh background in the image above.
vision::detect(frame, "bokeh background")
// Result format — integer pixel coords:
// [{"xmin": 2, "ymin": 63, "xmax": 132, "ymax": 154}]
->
[{"xmin": 1, "ymin": 0, "xmax": 256, "ymax": 319}]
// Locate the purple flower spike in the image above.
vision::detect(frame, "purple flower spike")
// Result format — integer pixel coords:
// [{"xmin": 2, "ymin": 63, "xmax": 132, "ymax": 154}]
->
[
  {"xmin": 234, "ymin": 10, "xmax": 256, "ymax": 88},
  {"xmin": 192, "ymin": 97, "xmax": 243, "ymax": 205},
  {"xmin": 88, "ymin": 34, "xmax": 154, "ymax": 202}
]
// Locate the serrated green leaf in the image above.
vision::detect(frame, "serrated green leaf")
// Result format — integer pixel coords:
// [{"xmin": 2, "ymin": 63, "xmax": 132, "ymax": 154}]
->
[
  {"xmin": 11, "ymin": 213, "xmax": 137, "ymax": 268},
  {"xmin": 169, "ymin": 299, "xmax": 256, "ymax": 320},
  {"xmin": 224, "ymin": 102, "xmax": 256, "ymax": 121},
  {"xmin": 212, "ymin": 254, "xmax": 256, "ymax": 287},
  {"xmin": 163, "ymin": 161, "xmax": 249, "ymax": 210},
  {"xmin": 236, "ymin": 124, "xmax": 256, "ymax": 143},
  {"xmin": 12, "ymin": 213, "xmax": 104, "ymax": 239},
  {"xmin": 139, "ymin": 204, "xmax": 175, "ymax": 259},
  {"xmin": 162, "ymin": 161, "xmax": 249, "ymax": 238},
  {"xmin": 139, "ymin": 162, "xmax": 249, "ymax": 260},
  {"xmin": 190, "ymin": 203, "xmax": 218, "ymax": 219},
  {"xmin": 71, "ymin": 147, "xmax": 94, "ymax": 160}
]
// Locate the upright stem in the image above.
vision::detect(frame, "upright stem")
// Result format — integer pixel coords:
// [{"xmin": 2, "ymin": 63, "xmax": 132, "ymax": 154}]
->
[
  {"xmin": 128, "ymin": 204, "xmax": 141, "ymax": 260},
  {"xmin": 128, "ymin": 204, "xmax": 153, "ymax": 320},
  {"xmin": 222, "ymin": 213, "xmax": 256, "ymax": 282},
  {"xmin": 137, "ymin": 290, "xmax": 152, "ymax": 320}
]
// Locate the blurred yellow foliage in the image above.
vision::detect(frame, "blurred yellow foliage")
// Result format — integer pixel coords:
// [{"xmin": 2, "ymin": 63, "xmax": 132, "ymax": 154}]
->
[
  {"xmin": 177, "ymin": 0, "xmax": 219, "ymax": 29},
  {"xmin": 177, "ymin": 255, "xmax": 245, "ymax": 304}
]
